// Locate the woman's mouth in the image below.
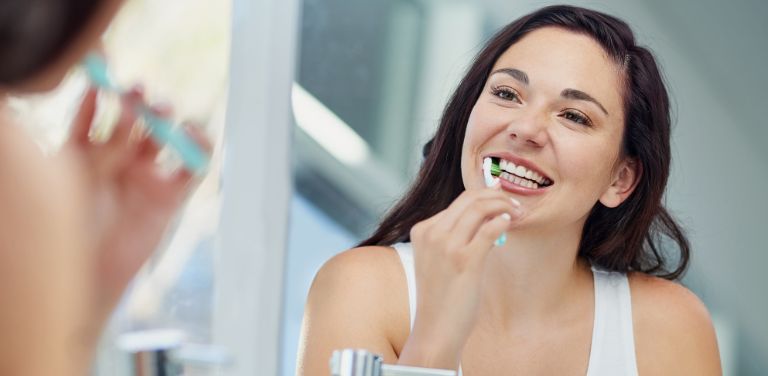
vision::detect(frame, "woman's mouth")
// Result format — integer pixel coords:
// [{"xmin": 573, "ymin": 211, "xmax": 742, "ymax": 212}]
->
[{"xmin": 483, "ymin": 156, "xmax": 554, "ymax": 190}]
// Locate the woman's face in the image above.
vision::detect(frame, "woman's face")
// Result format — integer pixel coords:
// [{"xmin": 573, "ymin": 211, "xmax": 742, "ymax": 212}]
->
[{"xmin": 461, "ymin": 27, "xmax": 635, "ymax": 231}]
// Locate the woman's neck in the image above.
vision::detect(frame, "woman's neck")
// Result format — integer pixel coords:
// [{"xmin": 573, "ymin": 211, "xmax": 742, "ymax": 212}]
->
[{"xmin": 479, "ymin": 220, "xmax": 593, "ymax": 328}]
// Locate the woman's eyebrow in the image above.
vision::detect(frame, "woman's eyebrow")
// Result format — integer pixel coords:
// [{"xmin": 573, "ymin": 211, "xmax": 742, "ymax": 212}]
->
[
  {"xmin": 491, "ymin": 68, "xmax": 529, "ymax": 85},
  {"xmin": 561, "ymin": 88, "xmax": 609, "ymax": 115}
]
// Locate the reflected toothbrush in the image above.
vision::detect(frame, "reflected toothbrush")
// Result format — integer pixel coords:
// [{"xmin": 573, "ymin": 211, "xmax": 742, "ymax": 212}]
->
[
  {"xmin": 483, "ymin": 157, "xmax": 507, "ymax": 246},
  {"xmin": 81, "ymin": 52, "xmax": 210, "ymax": 176}
]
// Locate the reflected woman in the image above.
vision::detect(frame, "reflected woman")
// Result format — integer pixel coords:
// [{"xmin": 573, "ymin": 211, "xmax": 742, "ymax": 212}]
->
[{"xmin": 298, "ymin": 5, "xmax": 720, "ymax": 375}]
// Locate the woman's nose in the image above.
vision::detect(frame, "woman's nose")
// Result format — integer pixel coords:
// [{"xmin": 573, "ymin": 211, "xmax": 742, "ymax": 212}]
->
[{"xmin": 505, "ymin": 111, "xmax": 549, "ymax": 148}]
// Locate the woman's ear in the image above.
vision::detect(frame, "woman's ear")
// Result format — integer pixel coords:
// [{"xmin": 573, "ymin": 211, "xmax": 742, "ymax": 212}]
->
[{"xmin": 599, "ymin": 158, "xmax": 641, "ymax": 208}]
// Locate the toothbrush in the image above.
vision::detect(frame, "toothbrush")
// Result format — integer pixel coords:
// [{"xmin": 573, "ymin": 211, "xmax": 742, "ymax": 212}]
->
[
  {"xmin": 483, "ymin": 157, "xmax": 507, "ymax": 246},
  {"xmin": 483, "ymin": 156, "xmax": 502, "ymax": 187},
  {"xmin": 81, "ymin": 53, "xmax": 210, "ymax": 176}
]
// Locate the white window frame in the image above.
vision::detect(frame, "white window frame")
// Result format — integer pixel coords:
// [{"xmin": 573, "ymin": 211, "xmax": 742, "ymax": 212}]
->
[{"xmin": 213, "ymin": 0, "xmax": 300, "ymax": 375}]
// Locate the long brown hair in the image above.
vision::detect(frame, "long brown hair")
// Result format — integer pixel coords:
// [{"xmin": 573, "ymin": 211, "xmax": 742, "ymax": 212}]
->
[
  {"xmin": 0, "ymin": 0, "xmax": 103, "ymax": 84},
  {"xmin": 358, "ymin": 5, "xmax": 690, "ymax": 280}
]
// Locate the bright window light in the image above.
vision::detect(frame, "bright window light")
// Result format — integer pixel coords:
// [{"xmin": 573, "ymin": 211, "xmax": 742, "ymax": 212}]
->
[{"xmin": 292, "ymin": 83, "xmax": 371, "ymax": 166}]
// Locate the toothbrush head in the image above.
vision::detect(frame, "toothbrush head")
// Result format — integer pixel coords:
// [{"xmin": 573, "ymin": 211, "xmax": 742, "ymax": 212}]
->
[
  {"xmin": 483, "ymin": 157, "xmax": 501, "ymax": 187},
  {"xmin": 489, "ymin": 157, "xmax": 501, "ymax": 176},
  {"xmin": 82, "ymin": 53, "xmax": 120, "ymax": 92}
]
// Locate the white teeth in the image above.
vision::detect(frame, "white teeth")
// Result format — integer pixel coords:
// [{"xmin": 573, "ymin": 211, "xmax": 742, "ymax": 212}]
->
[
  {"xmin": 498, "ymin": 169, "xmax": 541, "ymax": 189},
  {"xmin": 492, "ymin": 157, "xmax": 552, "ymax": 187}
]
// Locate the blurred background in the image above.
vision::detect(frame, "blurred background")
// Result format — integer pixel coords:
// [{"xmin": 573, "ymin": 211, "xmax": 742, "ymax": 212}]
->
[{"xmin": 9, "ymin": 0, "xmax": 766, "ymax": 375}]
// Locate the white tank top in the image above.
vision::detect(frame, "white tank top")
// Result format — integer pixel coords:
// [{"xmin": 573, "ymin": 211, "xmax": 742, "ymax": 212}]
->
[{"xmin": 391, "ymin": 242, "xmax": 638, "ymax": 376}]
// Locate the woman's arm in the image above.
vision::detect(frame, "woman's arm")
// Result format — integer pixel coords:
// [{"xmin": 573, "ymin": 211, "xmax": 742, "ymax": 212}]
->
[{"xmin": 296, "ymin": 246, "xmax": 410, "ymax": 375}]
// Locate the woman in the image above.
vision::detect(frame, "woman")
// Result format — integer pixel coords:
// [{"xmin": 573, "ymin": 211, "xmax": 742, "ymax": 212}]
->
[
  {"xmin": 0, "ymin": 0, "xmax": 209, "ymax": 374},
  {"xmin": 298, "ymin": 5, "xmax": 721, "ymax": 375}
]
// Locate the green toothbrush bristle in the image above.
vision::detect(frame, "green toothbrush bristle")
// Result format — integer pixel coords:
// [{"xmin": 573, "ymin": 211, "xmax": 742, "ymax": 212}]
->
[{"xmin": 490, "ymin": 157, "xmax": 501, "ymax": 176}]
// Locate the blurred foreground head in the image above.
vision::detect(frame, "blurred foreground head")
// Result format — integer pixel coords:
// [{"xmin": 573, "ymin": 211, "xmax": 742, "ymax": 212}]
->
[{"xmin": 0, "ymin": 0, "xmax": 123, "ymax": 92}]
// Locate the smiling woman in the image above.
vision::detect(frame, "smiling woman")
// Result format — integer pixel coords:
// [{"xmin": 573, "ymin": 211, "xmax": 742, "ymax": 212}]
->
[{"xmin": 297, "ymin": 4, "xmax": 722, "ymax": 376}]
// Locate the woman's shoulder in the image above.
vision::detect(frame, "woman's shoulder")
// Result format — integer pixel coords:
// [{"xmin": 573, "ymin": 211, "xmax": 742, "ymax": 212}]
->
[
  {"xmin": 305, "ymin": 245, "xmax": 411, "ymax": 351},
  {"xmin": 629, "ymin": 272, "xmax": 722, "ymax": 375},
  {"xmin": 0, "ymin": 114, "xmax": 34, "ymax": 167},
  {"xmin": 629, "ymin": 272, "xmax": 710, "ymax": 317},
  {"xmin": 628, "ymin": 272, "xmax": 714, "ymax": 335},
  {"xmin": 310, "ymin": 245, "xmax": 408, "ymax": 319},
  {"xmin": 0, "ymin": 117, "xmax": 62, "ymax": 203},
  {"xmin": 314, "ymin": 245, "xmax": 406, "ymax": 291},
  {"xmin": 0, "ymin": 116, "xmax": 80, "ymax": 207},
  {"xmin": 298, "ymin": 245, "xmax": 411, "ymax": 370}
]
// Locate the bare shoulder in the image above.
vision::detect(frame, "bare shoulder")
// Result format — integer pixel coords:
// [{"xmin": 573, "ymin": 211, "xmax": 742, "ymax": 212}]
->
[
  {"xmin": 314, "ymin": 245, "xmax": 405, "ymax": 283},
  {"xmin": 629, "ymin": 272, "xmax": 713, "ymax": 327},
  {"xmin": 0, "ymin": 120, "xmax": 55, "ymax": 209},
  {"xmin": 0, "ymin": 117, "xmax": 37, "ymax": 170},
  {"xmin": 297, "ymin": 246, "xmax": 410, "ymax": 375},
  {"xmin": 0, "ymin": 117, "xmax": 86, "ymax": 260},
  {"xmin": 629, "ymin": 273, "xmax": 722, "ymax": 375},
  {"xmin": 310, "ymin": 246, "xmax": 408, "ymax": 316},
  {"xmin": 0, "ymin": 118, "xmax": 78, "ymax": 214}
]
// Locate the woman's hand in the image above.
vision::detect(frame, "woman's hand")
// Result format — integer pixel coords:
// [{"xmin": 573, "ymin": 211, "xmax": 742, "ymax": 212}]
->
[
  {"xmin": 62, "ymin": 86, "xmax": 212, "ymax": 329},
  {"xmin": 398, "ymin": 184, "xmax": 523, "ymax": 369}
]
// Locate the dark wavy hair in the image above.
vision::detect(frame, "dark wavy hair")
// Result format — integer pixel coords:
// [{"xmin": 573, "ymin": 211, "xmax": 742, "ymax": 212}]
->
[
  {"xmin": 358, "ymin": 4, "xmax": 690, "ymax": 280},
  {"xmin": 0, "ymin": 0, "xmax": 103, "ymax": 84}
]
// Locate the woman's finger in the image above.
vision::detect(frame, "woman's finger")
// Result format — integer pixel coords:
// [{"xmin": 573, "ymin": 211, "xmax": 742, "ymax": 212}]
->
[
  {"xmin": 106, "ymin": 86, "xmax": 143, "ymax": 151},
  {"xmin": 167, "ymin": 122, "xmax": 213, "ymax": 184},
  {"xmin": 448, "ymin": 196, "xmax": 522, "ymax": 246},
  {"xmin": 180, "ymin": 121, "xmax": 213, "ymax": 154},
  {"xmin": 466, "ymin": 212, "xmax": 518, "ymax": 261},
  {"xmin": 135, "ymin": 102, "xmax": 175, "ymax": 161},
  {"xmin": 69, "ymin": 87, "xmax": 98, "ymax": 145},
  {"xmin": 431, "ymin": 185, "xmax": 514, "ymax": 235}
]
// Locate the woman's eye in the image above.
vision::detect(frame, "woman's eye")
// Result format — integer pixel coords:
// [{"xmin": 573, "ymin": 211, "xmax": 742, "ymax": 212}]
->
[
  {"xmin": 490, "ymin": 86, "xmax": 521, "ymax": 103},
  {"xmin": 562, "ymin": 110, "xmax": 593, "ymax": 127}
]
